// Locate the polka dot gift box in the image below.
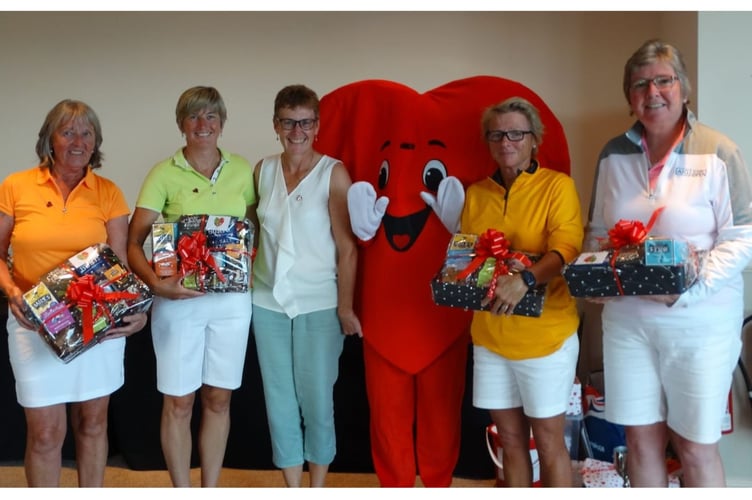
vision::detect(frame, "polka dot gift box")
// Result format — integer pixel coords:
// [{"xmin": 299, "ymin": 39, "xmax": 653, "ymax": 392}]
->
[
  {"xmin": 430, "ymin": 232, "xmax": 546, "ymax": 317},
  {"xmin": 563, "ymin": 239, "xmax": 700, "ymax": 298}
]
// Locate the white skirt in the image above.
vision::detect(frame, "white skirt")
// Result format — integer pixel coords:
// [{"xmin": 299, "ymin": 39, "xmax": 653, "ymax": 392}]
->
[{"xmin": 7, "ymin": 312, "xmax": 125, "ymax": 408}]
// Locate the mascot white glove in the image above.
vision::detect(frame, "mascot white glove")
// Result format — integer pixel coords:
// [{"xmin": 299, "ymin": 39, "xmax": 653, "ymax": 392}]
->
[
  {"xmin": 348, "ymin": 181, "xmax": 389, "ymax": 241},
  {"xmin": 420, "ymin": 176, "xmax": 465, "ymax": 234}
]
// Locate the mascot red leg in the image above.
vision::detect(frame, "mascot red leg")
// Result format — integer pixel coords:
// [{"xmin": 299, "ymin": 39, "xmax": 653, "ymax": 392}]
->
[{"xmin": 318, "ymin": 76, "xmax": 570, "ymax": 487}]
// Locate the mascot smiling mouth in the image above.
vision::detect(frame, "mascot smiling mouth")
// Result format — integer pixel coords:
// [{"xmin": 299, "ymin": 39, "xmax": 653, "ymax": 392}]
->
[{"xmin": 382, "ymin": 205, "xmax": 431, "ymax": 252}]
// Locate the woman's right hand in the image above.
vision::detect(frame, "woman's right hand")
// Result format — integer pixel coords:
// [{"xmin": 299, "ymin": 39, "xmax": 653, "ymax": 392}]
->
[
  {"xmin": 6, "ymin": 289, "xmax": 37, "ymax": 330},
  {"xmin": 151, "ymin": 274, "xmax": 205, "ymax": 300},
  {"xmin": 584, "ymin": 296, "xmax": 618, "ymax": 304}
]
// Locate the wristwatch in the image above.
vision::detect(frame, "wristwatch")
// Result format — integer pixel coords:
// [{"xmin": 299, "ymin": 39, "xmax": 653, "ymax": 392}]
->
[{"xmin": 520, "ymin": 270, "xmax": 537, "ymax": 290}]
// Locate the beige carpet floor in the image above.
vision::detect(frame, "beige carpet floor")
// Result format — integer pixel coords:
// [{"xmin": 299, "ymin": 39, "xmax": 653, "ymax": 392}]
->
[{"xmin": 0, "ymin": 462, "xmax": 496, "ymax": 488}]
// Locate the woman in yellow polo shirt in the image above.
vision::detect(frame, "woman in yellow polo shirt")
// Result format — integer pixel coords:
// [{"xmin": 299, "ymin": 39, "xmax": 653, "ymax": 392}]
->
[{"xmin": 460, "ymin": 96, "xmax": 583, "ymax": 487}]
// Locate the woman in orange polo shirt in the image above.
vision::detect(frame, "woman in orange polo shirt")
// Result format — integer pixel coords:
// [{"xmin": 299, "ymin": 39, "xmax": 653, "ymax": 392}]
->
[{"xmin": 0, "ymin": 99, "xmax": 147, "ymax": 487}]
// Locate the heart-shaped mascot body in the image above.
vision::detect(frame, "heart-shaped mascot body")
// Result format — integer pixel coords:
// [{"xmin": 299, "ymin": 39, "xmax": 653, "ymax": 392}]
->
[{"xmin": 317, "ymin": 76, "xmax": 569, "ymax": 486}]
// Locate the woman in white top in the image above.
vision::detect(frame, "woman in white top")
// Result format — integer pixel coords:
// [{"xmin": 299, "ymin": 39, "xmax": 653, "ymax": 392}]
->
[
  {"xmin": 585, "ymin": 39, "xmax": 752, "ymax": 487},
  {"xmin": 250, "ymin": 84, "xmax": 362, "ymax": 487}
]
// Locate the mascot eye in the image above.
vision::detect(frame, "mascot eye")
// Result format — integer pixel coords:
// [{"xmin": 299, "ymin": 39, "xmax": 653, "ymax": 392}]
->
[
  {"xmin": 378, "ymin": 160, "xmax": 389, "ymax": 189},
  {"xmin": 423, "ymin": 159, "xmax": 447, "ymax": 192}
]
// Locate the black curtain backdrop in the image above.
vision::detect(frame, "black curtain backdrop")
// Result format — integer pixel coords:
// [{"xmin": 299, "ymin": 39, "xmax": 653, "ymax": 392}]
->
[{"xmin": 0, "ymin": 296, "xmax": 494, "ymax": 479}]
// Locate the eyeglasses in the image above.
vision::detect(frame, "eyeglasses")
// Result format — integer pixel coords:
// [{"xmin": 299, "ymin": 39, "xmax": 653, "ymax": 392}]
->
[
  {"xmin": 276, "ymin": 118, "xmax": 318, "ymax": 131},
  {"xmin": 629, "ymin": 75, "xmax": 678, "ymax": 92},
  {"xmin": 485, "ymin": 130, "xmax": 533, "ymax": 143}
]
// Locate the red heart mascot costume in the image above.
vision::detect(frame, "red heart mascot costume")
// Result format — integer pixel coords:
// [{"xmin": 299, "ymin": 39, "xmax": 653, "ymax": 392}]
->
[{"xmin": 317, "ymin": 76, "xmax": 570, "ymax": 486}]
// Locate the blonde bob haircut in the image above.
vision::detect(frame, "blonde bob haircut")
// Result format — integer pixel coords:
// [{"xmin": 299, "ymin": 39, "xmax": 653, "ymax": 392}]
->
[
  {"xmin": 481, "ymin": 96, "xmax": 544, "ymax": 147},
  {"xmin": 36, "ymin": 99, "xmax": 104, "ymax": 169},
  {"xmin": 175, "ymin": 86, "xmax": 228, "ymax": 131}
]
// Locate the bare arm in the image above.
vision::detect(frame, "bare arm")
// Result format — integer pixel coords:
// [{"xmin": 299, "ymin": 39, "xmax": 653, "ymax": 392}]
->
[
  {"xmin": 242, "ymin": 161, "xmax": 263, "ymax": 289},
  {"xmin": 103, "ymin": 213, "xmax": 148, "ymax": 339},
  {"xmin": 482, "ymin": 251, "xmax": 569, "ymax": 316},
  {"xmin": 0, "ymin": 212, "xmax": 35, "ymax": 329},
  {"xmin": 105, "ymin": 214, "xmax": 129, "ymax": 263},
  {"xmin": 246, "ymin": 161, "xmax": 262, "ymax": 251},
  {"xmin": 329, "ymin": 162, "xmax": 362, "ymax": 337}
]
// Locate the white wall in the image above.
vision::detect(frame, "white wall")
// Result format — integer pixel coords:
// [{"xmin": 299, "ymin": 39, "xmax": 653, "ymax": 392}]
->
[{"xmin": 0, "ymin": 11, "xmax": 669, "ymax": 217}]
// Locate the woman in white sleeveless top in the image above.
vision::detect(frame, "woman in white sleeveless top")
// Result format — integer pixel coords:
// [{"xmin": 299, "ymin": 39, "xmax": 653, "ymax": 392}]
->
[{"xmin": 250, "ymin": 84, "xmax": 362, "ymax": 487}]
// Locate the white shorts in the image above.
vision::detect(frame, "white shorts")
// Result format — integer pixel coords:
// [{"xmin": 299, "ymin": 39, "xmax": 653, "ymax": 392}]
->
[
  {"xmin": 7, "ymin": 312, "xmax": 125, "ymax": 408},
  {"xmin": 603, "ymin": 317, "xmax": 741, "ymax": 444},
  {"xmin": 151, "ymin": 292, "xmax": 252, "ymax": 396},
  {"xmin": 473, "ymin": 333, "xmax": 579, "ymax": 418}
]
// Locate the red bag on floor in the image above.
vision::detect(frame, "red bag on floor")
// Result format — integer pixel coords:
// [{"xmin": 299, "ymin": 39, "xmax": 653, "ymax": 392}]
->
[{"xmin": 485, "ymin": 424, "xmax": 541, "ymax": 487}]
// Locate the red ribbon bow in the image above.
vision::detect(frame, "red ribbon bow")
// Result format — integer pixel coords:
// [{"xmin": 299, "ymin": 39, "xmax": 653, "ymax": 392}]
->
[
  {"xmin": 177, "ymin": 231, "xmax": 227, "ymax": 288},
  {"xmin": 66, "ymin": 274, "xmax": 139, "ymax": 344},
  {"xmin": 605, "ymin": 207, "xmax": 665, "ymax": 295},
  {"xmin": 456, "ymin": 229, "xmax": 533, "ymax": 300}
]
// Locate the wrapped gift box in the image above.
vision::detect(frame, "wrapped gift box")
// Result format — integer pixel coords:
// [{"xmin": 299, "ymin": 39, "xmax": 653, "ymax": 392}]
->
[
  {"xmin": 430, "ymin": 233, "xmax": 545, "ymax": 317},
  {"xmin": 174, "ymin": 214, "xmax": 253, "ymax": 293},
  {"xmin": 563, "ymin": 238, "xmax": 699, "ymax": 298},
  {"xmin": 22, "ymin": 243, "xmax": 153, "ymax": 363},
  {"xmin": 579, "ymin": 458, "xmax": 680, "ymax": 487},
  {"xmin": 152, "ymin": 222, "xmax": 179, "ymax": 277},
  {"xmin": 580, "ymin": 458, "xmax": 628, "ymax": 488}
]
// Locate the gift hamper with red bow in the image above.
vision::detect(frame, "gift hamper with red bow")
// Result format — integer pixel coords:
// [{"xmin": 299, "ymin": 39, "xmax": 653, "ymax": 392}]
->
[
  {"xmin": 564, "ymin": 210, "xmax": 702, "ymax": 297},
  {"xmin": 152, "ymin": 214, "xmax": 253, "ymax": 293},
  {"xmin": 21, "ymin": 243, "xmax": 153, "ymax": 363},
  {"xmin": 430, "ymin": 231, "xmax": 546, "ymax": 317}
]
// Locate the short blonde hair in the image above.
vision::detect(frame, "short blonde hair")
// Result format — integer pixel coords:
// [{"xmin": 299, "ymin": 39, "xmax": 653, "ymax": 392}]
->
[
  {"xmin": 481, "ymin": 96, "xmax": 544, "ymax": 146},
  {"xmin": 175, "ymin": 86, "xmax": 228, "ymax": 131}
]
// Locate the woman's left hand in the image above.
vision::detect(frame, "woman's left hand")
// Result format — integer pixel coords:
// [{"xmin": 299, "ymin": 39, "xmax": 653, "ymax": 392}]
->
[
  {"xmin": 338, "ymin": 308, "xmax": 363, "ymax": 338},
  {"xmin": 101, "ymin": 312, "xmax": 148, "ymax": 340},
  {"xmin": 641, "ymin": 294, "xmax": 680, "ymax": 306},
  {"xmin": 584, "ymin": 296, "xmax": 617, "ymax": 304},
  {"xmin": 481, "ymin": 273, "xmax": 528, "ymax": 316}
]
